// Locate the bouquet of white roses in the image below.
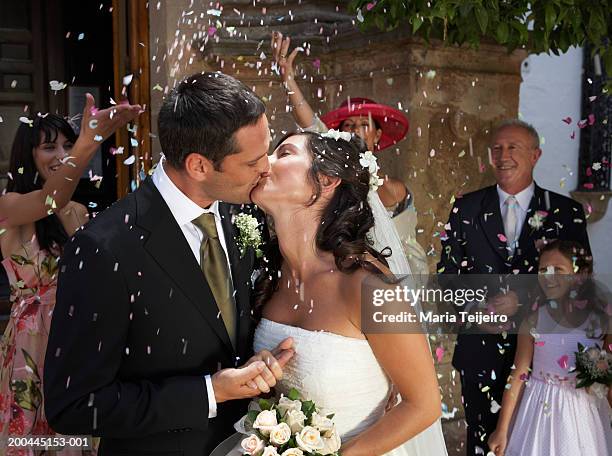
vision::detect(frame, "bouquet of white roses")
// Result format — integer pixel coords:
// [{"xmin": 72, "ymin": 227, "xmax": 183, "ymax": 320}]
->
[
  {"xmin": 572, "ymin": 343, "xmax": 612, "ymax": 395},
  {"xmin": 237, "ymin": 388, "xmax": 341, "ymax": 456}
]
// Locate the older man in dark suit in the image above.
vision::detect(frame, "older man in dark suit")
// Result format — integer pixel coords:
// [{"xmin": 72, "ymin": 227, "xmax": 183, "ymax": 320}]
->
[{"xmin": 438, "ymin": 119, "xmax": 591, "ymax": 455}]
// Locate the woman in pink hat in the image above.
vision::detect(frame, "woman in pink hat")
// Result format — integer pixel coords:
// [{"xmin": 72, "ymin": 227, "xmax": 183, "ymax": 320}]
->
[{"xmin": 271, "ymin": 32, "xmax": 427, "ymax": 276}]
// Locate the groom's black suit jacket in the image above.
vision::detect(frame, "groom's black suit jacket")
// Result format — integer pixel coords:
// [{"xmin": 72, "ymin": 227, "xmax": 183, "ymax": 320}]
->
[
  {"xmin": 44, "ymin": 178, "xmax": 260, "ymax": 456},
  {"xmin": 438, "ymin": 183, "xmax": 590, "ymax": 374}
]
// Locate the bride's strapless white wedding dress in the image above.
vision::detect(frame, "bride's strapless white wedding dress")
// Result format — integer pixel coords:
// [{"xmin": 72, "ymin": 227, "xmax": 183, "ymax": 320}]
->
[{"xmin": 250, "ymin": 318, "xmax": 448, "ymax": 455}]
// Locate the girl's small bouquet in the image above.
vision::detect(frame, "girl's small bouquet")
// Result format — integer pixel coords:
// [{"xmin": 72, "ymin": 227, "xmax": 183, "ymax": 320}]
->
[
  {"xmin": 572, "ymin": 342, "xmax": 612, "ymax": 398},
  {"xmin": 235, "ymin": 388, "xmax": 342, "ymax": 456}
]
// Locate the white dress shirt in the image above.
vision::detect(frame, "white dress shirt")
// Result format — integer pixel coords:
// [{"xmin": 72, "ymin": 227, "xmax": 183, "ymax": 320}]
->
[
  {"xmin": 497, "ymin": 182, "xmax": 535, "ymax": 245},
  {"xmin": 152, "ymin": 159, "xmax": 234, "ymax": 419}
]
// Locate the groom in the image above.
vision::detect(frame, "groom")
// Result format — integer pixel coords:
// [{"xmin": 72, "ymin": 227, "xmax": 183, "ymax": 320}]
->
[{"xmin": 44, "ymin": 72, "xmax": 293, "ymax": 455}]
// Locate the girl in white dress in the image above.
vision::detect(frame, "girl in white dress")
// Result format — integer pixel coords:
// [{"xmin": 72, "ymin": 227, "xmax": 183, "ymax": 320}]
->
[{"xmin": 488, "ymin": 240, "xmax": 612, "ymax": 456}]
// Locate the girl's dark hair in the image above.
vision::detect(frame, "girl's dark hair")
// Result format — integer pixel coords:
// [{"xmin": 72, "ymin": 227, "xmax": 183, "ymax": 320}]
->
[
  {"xmin": 6, "ymin": 114, "xmax": 77, "ymax": 255},
  {"xmin": 539, "ymin": 239, "xmax": 609, "ymax": 337},
  {"xmin": 253, "ymin": 131, "xmax": 390, "ymax": 313},
  {"xmin": 540, "ymin": 239, "xmax": 593, "ymax": 274}
]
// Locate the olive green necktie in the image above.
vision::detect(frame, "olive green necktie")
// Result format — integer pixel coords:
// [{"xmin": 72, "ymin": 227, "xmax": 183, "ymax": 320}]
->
[{"xmin": 192, "ymin": 213, "xmax": 236, "ymax": 348}]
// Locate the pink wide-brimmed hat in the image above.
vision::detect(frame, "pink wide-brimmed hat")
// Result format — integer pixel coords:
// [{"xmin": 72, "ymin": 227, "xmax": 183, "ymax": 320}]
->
[{"xmin": 320, "ymin": 97, "xmax": 409, "ymax": 151}]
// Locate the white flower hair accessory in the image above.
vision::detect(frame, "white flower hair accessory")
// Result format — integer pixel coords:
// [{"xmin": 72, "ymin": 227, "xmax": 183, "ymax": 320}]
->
[
  {"xmin": 320, "ymin": 129, "xmax": 352, "ymax": 142},
  {"xmin": 359, "ymin": 151, "xmax": 384, "ymax": 191}
]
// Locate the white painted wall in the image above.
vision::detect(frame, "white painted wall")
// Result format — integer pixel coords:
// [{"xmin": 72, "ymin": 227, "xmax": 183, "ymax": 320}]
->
[{"xmin": 519, "ymin": 47, "xmax": 612, "ymax": 272}]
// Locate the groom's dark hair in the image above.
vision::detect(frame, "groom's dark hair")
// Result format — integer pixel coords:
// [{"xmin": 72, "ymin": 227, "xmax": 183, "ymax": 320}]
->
[{"xmin": 158, "ymin": 72, "xmax": 266, "ymax": 170}]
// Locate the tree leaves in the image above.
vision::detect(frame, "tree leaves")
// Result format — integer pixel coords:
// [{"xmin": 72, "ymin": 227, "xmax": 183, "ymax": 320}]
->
[
  {"xmin": 544, "ymin": 3, "xmax": 557, "ymax": 34},
  {"xmin": 475, "ymin": 6, "xmax": 489, "ymax": 35},
  {"xmin": 350, "ymin": 0, "xmax": 612, "ymax": 90},
  {"xmin": 496, "ymin": 22, "xmax": 510, "ymax": 44}
]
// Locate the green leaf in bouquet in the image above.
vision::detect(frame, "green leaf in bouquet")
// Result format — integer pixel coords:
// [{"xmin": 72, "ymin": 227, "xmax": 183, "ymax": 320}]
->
[
  {"xmin": 259, "ymin": 398, "xmax": 273, "ymax": 411},
  {"xmin": 577, "ymin": 342, "xmax": 585, "ymax": 352},
  {"xmin": 247, "ymin": 410, "xmax": 260, "ymax": 424},
  {"xmin": 302, "ymin": 400, "xmax": 316, "ymax": 418},
  {"xmin": 288, "ymin": 387, "xmax": 301, "ymax": 401}
]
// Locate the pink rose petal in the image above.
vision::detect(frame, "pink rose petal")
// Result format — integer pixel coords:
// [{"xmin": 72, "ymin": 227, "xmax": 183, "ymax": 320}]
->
[
  {"xmin": 562, "ymin": 117, "xmax": 572, "ymax": 124},
  {"xmin": 497, "ymin": 234, "xmax": 507, "ymax": 242},
  {"xmin": 557, "ymin": 354, "xmax": 569, "ymax": 370},
  {"xmin": 435, "ymin": 347, "xmax": 445, "ymax": 363},
  {"xmin": 588, "ymin": 114, "xmax": 595, "ymax": 125}
]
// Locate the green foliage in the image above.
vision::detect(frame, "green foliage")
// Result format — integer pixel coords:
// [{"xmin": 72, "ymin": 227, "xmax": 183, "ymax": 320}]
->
[
  {"xmin": 287, "ymin": 387, "xmax": 301, "ymax": 401},
  {"xmin": 350, "ymin": 0, "xmax": 611, "ymax": 89},
  {"xmin": 301, "ymin": 399, "xmax": 317, "ymax": 419},
  {"xmin": 258, "ymin": 398, "xmax": 273, "ymax": 411}
]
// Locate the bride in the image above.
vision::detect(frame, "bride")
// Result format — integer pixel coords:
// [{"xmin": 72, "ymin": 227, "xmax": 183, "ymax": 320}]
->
[{"xmin": 217, "ymin": 131, "xmax": 447, "ymax": 455}]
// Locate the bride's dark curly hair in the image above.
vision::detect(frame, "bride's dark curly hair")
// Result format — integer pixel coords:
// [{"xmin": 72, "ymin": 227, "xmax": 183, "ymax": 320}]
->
[{"xmin": 253, "ymin": 131, "xmax": 390, "ymax": 314}]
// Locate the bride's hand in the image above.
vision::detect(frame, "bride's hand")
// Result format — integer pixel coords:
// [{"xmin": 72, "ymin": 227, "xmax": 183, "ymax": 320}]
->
[
  {"xmin": 244, "ymin": 337, "xmax": 295, "ymax": 393},
  {"xmin": 488, "ymin": 428, "xmax": 508, "ymax": 456},
  {"xmin": 271, "ymin": 31, "xmax": 301, "ymax": 83}
]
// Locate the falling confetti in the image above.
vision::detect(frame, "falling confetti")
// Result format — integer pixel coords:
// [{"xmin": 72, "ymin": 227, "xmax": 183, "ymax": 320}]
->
[
  {"xmin": 557, "ymin": 355, "xmax": 569, "ymax": 370},
  {"xmin": 49, "ymin": 80, "xmax": 68, "ymax": 91}
]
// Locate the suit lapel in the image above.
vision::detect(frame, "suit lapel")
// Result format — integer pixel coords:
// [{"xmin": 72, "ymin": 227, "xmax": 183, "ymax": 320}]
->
[
  {"xmin": 135, "ymin": 179, "xmax": 234, "ymax": 355},
  {"xmin": 218, "ymin": 203, "xmax": 254, "ymax": 361},
  {"xmin": 478, "ymin": 186, "xmax": 510, "ymax": 263}
]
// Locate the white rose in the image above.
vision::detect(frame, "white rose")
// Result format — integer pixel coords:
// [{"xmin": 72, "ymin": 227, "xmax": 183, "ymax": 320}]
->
[
  {"xmin": 319, "ymin": 426, "xmax": 341, "ymax": 455},
  {"xmin": 253, "ymin": 410, "xmax": 278, "ymax": 436},
  {"xmin": 269, "ymin": 422, "xmax": 292, "ymax": 446},
  {"xmin": 241, "ymin": 434, "xmax": 265, "ymax": 455},
  {"xmin": 281, "ymin": 449, "xmax": 304, "ymax": 456},
  {"xmin": 284, "ymin": 409, "xmax": 306, "ymax": 433},
  {"xmin": 277, "ymin": 396, "xmax": 302, "ymax": 417},
  {"xmin": 310, "ymin": 412, "xmax": 334, "ymax": 436},
  {"xmin": 262, "ymin": 446, "xmax": 280, "ymax": 456},
  {"xmin": 296, "ymin": 426, "xmax": 324, "ymax": 453}
]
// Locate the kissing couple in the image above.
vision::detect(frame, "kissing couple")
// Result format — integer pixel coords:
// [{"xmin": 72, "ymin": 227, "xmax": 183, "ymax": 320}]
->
[{"xmin": 44, "ymin": 72, "xmax": 448, "ymax": 456}]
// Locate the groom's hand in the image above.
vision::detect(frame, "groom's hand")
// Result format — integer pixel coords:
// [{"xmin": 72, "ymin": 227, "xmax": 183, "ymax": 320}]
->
[
  {"xmin": 245, "ymin": 337, "xmax": 295, "ymax": 393},
  {"xmin": 211, "ymin": 361, "xmax": 271, "ymax": 403}
]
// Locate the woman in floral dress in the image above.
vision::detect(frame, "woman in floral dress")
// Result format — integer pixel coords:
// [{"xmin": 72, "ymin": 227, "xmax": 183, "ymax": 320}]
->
[{"xmin": 0, "ymin": 96, "xmax": 141, "ymax": 455}]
